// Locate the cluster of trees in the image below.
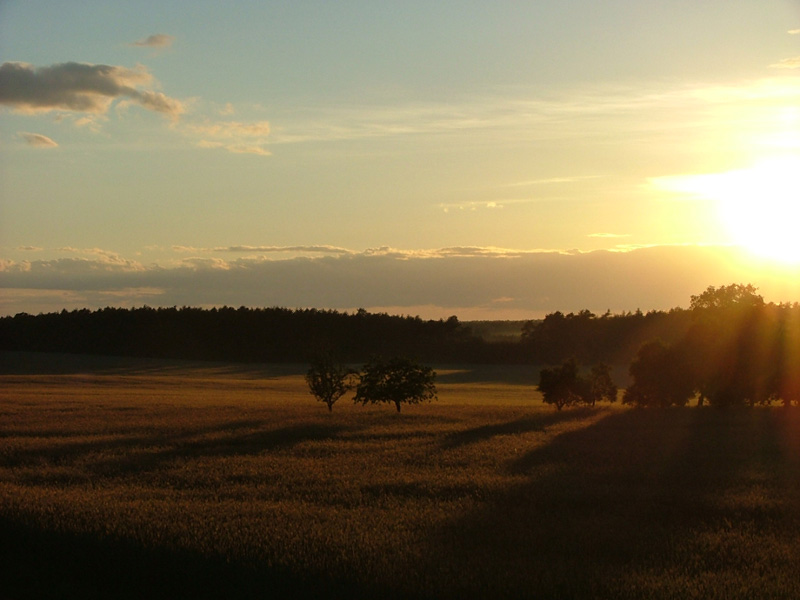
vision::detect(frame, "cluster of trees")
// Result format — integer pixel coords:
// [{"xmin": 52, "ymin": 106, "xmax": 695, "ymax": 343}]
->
[
  {"xmin": 622, "ymin": 284, "xmax": 800, "ymax": 407},
  {"xmin": 306, "ymin": 355, "xmax": 436, "ymax": 413},
  {"xmin": 537, "ymin": 285, "xmax": 800, "ymax": 410},
  {"xmin": 537, "ymin": 359, "xmax": 618, "ymax": 410}
]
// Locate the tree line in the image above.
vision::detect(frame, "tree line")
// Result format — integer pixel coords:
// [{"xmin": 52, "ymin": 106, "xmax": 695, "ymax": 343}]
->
[
  {"xmin": 0, "ymin": 306, "xmax": 477, "ymax": 363},
  {"xmin": 1, "ymin": 285, "xmax": 798, "ymax": 401},
  {"xmin": 0, "ymin": 302, "xmax": 703, "ymax": 366},
  {"xmin": 623, "ymin": 284, "xmax": 800, "ymax": 407},
  {"xmin": 539, "ymin": 285, "xmax": 800, "ymax": 409}
]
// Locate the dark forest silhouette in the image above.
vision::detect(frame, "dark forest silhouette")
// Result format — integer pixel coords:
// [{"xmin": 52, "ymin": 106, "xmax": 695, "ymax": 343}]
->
[
  {"xmin": 2, "ymin": 285, "xmax": 799, "ymax": 405},
  {"xmin": 0, "ymin": 304, "xmax": 690, "ymax": 365}
]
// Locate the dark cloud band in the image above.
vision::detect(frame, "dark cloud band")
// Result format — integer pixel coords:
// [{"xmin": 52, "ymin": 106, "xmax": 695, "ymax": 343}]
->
[{"xmin": 2, "ymin": 246, "xmax": 797, "ymax": 318}]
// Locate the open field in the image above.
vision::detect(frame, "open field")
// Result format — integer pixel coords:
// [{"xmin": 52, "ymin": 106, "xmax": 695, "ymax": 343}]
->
[{"xmin": 2, "ymin": 354, "xmax": 800, "ymax": 599}]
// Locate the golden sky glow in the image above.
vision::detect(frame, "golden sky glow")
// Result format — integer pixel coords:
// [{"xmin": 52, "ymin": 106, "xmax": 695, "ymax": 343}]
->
[
  {"xmin": 651, "ymin": 155, "xmax": 800, "ymax": 265},
  {"xmin": 2, "ymin": 2, "xmax": 800, "ymax": 317}
]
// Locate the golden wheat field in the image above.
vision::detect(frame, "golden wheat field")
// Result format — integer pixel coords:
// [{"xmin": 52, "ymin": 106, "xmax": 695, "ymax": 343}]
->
[{"xmin": 2, "ymin": 353, "xmax": 800, "ymax": 599}]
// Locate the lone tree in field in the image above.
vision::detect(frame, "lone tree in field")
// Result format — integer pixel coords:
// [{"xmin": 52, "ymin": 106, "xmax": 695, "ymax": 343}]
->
[
  {"xmin": 305, "ymin": 355, "xmax": 357, "ymax": 412},
  {"xmin": 354, "ymin": 357, "xmax": 437, "ymax": 413},
  {"xmin": 538, "ymin": 358, "xmax": 618, "ymax": 410}
]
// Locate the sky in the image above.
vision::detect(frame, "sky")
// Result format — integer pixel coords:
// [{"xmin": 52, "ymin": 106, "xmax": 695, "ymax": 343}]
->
[{"xmin": 1, "ymin": 1, "xmax": 800, "ymax": 320}]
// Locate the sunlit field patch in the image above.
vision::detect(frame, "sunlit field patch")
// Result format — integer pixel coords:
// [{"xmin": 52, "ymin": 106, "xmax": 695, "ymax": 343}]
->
[{"xmin": 2, "ymin": 361, "xmax": 800, "ymax": 599}]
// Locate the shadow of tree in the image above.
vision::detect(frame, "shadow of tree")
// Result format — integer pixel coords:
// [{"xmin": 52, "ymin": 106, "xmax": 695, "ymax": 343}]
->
[
  {"xmin": 92, "ymin": 422, "xmax": 354, "ymax": 478},
  {"xmin": 417, "ymin": 408, "xmax": 800, "ymax": 599},
  {"xmin": 7, "ymin": 419, "xmax": 356, "ymax": 484},
  {"xmin": 441, "ymin": 407, "xmax": 596, "ymax": 449}
]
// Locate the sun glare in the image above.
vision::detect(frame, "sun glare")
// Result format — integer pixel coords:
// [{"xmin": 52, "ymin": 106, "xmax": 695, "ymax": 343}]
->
[{"xmin": 656, "ymin": 156, "xmax": 800, "ymax": 265}]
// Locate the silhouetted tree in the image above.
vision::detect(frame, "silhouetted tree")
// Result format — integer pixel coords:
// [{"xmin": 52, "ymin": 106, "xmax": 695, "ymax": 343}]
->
[
  {"xmin": 354, "ymin": 357, "xmax": 437, "ymax": 413},
  {"xmin": 623, "ymin": 340, "xmax": 694, "ymax": 407},
  {"xmin": 587, "ymin": 362, "xmax": 618, "ymax": 406},
  {"xmin": 538, "ymin": 358, "xmax": 617, "ymax": 410},
  {"xmin": 686, "ymin": 284, "xmax": 774, "ymax": 407},
  {"xmin": 538, "ymin": 358, "xmax": 583, "ymax": 411},
  {"xmin": 689, "ymin": 283, "xmax": 763, "ymax": 311},
  {"xmin": 305, "ymin": 355, "xmax": 357, "ymax": 412}
]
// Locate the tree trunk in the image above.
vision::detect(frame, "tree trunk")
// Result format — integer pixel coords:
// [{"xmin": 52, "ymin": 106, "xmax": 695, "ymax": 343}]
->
[{"xmin": 395, "ymin": 401, "xmax": 401, "ymax": 413}]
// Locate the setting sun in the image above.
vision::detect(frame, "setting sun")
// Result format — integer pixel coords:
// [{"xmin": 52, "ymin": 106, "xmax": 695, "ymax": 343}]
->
[
  {"xmin": 716, "ymin": 157, "xmax": 800, "ymax": 264},
  {"xmin": 654, "ymin": 156, "xmax": 800, "ymax": 265}
]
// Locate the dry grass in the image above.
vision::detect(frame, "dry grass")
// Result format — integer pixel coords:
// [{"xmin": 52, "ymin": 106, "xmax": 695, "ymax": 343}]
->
[{"xmin": 2, "ymin": 359, "xmax": 800, "ymax": 599}]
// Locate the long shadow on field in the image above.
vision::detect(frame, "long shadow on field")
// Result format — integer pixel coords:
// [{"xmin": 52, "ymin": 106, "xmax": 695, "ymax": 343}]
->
[
  {"xmin": 5, "ymin": 418, "xmax": 268, "ymax": 466},
  {"xmin": 418, "ymin": 408, "xmax": 800, "ymax": 599},
  {"xmin": 0, "ymin": 514, "xmax": 389, "ymax": 600},
  {"xmin": 97, "ymin": 422, "xmax": 353, "ymax": 479},
  {"xmin": 6, "ymin": 419, "xmax": 354, "ymax": 484},
  {"xmin": 441, "ymin": 407, "xmax": 595, "ymax": 449}
]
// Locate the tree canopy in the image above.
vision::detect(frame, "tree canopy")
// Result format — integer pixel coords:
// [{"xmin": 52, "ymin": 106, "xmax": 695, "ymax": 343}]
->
[
  {"xmin": 689, "ymin": 283, "xmax": 763, "ymax": 311},
  {"xmin": 538, "ymin": 358, "xmax": 617, "ymax": 410},
  {"xmin": 625, "ymin": 285, "xmax": 800, "ymax": 408},
  {"xmin": 305, "ymin": 355, "xmax": 356, "ymax": 412},
  {"xmin": 353, "ymin": 357, "xmax": 437, "ymax": 413},
  {"xmin": 622, "ymin": 340, "xmax": 694, "ymax": 407}
]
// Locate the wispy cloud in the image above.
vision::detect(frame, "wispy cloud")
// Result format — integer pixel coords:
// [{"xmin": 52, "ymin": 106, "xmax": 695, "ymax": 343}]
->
[
  {"xmin": 504, "ymin": 176, "xmax": 601, "ymax": 187},
  {"xmin": 266, "ymin": 77, "xmax": 800, "ymax": 149},
  {"xmin": 788, "ymin": 29, "xmax": 800, "ymax": 35},
  {"xmin": 190, "ymin": 121, "xmax": 271, "ymax": 138},
  {"xmin": 130, "ymin": 34, "xmax": 175, "ymax": 48},
  {"xmin": 18, "ymin": 132, "xmax": 57, "ymax": 147},
  {"xmin": 190, "ymin": 119, "xmax": 272, "ymax": 156},
  {"xmin": 173, "ymin": 245, "xmax": 353, "ymax": 255},
  {"xmin": 588, "ymin": 233, "xmax": 631, "ymax": 239},
  {"xmin": 0, "ymin": 61, "xmax": 185, "ymax": 119},
  {"xmin": 438, "ymin": 197, "xmax": 546, "ymax": 213},
  {"xmin": 197, "ymin": 140, "xmax": 271, "ymax": 156},
  {"xmin": 220, "ymin": 244, "xmax": 352, "ymax": 255},
  {"xmin": 53, "ymin": 247, "xmax": 146, "ymax": 270},
  {"xmin": 770, "ymin": 57, "xmax": 800, "ymax": 69}
]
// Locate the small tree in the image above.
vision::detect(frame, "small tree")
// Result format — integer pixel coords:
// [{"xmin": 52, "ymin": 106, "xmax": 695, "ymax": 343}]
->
[
  {"xmin": 305, "ymin": 355, "xmax": 357, "ymax": 412},
  {"xmin": 538, "ymin": 358, "xmax": 618, "ymax": 410},
  {"xmin": 538, "ymin": 358, "xmax": 584, "ymax": 411},
  {"xmin": 354, "ymin": 357, "xmax": 437, "ymax": 413},
  {"xmin": 587, "ymin": 362, "xmax": 618, "ymax": 406}
]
